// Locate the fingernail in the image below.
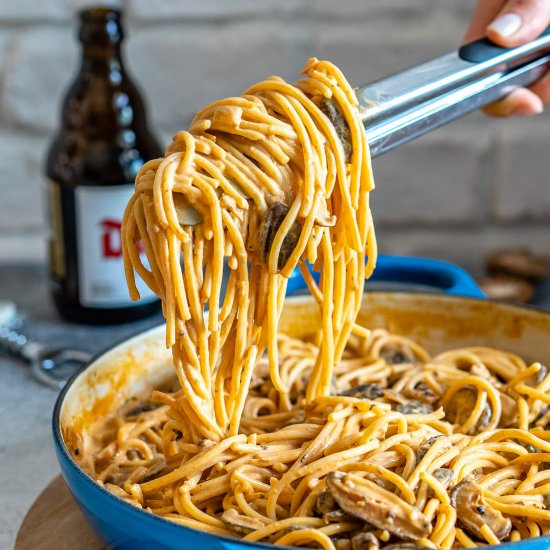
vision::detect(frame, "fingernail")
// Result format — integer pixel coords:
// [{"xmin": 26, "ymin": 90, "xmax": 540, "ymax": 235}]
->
[
  {"xmin": 510, "ymin": 104, "xmax": 543, "ymax": 116},
  {"xmin": 488, "ymin": 13, "xmax": 522, "ymax": 37}
]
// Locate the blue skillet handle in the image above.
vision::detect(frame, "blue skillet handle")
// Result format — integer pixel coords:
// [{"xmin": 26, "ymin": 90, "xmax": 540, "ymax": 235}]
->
[{"xmin": 286, "ymin": 254, "xmax": 485, "ymax": 299}]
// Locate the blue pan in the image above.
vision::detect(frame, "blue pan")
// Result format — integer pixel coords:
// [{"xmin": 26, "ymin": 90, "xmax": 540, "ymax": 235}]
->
[{"xmin": 53, "ymin": 255, "xmax": 550, "ymax": 549}]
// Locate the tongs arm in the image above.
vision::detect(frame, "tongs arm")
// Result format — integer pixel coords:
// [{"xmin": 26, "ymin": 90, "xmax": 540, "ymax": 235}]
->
[{"xmin": 360, "ymin": 25, "xmax": 550, "ymax": 157}]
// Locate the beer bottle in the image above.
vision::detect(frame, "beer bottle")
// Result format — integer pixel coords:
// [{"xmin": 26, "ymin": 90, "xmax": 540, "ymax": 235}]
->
[{"xmin": 46, "ymin": 7, "xmax": 162, "ymax": 324}]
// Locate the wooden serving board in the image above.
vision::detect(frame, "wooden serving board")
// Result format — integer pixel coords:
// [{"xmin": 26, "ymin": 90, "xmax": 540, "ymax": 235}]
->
[{"xmin": 15, "ymin": 475, "xmax": 105, "ymax": 550}]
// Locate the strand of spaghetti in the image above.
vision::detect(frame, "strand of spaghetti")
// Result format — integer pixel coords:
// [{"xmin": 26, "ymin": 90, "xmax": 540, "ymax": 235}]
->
[
  {"xmin": 242, "ymin": 517, "xmax": 324, "ymax": 542},
  {"xmin": 162, "ymin": 514, "xmax": 232, "ymax": 536},
  {"xmin": 270, "ymin": 92, "xmax": 316, "ymax": 218},
  {"xmin": 132, "ymin": 197, "xmax": 165, "ymax": 299},
  {"xmin": 514, "ymin": 383, "xmax": 550, "ymax": 405},
  {"xmin": 178, "ymin": 485, "xmax": 226, "ymax": 528},
  {"xmin": 121, "ymin": 196, "xmax": 154, "ymax": 299},
  {"xmin": 441, "ymin": 375, "xmax": 502, "ymax": 430},
  {"xmin": 140, "ymin": 435, "xmax": 245, "ymax": 493},
  {"xmin": 317, "ymin": 230, "xmax": 336, "ymax": 398},
  {"xmin": 167, "ymin": 233, "xmax": 190, "ymax": 321},
  {"xmin": 274, "ymin": 528, "xmax": 335, "ymax": 549},
  {"xmin": 229, "ymin": 345, "xmax": 258, "ymax": 436},
  {"xmin": 279, "ymin": 192, "xmax": 322, "ymax": 279}
]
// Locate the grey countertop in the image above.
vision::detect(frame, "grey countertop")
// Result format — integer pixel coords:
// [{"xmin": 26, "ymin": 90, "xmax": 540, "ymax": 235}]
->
[{"xmin": 0, "ymin": 262, "xmax": 549, "ymax": 549}]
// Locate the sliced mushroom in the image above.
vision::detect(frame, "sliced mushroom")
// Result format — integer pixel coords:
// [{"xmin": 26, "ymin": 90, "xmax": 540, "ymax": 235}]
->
[
  {"xmin": 141, "ymin": 455, "xmax": 167, "ymax": 483},
  {"xmin": 351, "ymin": 532, "xmax": 380, "ymax": 550},
  {"xmin": 380, "ymin": 349, "xmax": 409, "ymax": 364},
  {"xmin": 257, "ymin": 201, "xmax": 301, "ymax": 270},
  {"xmin": 221, "ymin": 508, "xmax": 265, "ymax": 535},
  {"xmin": 402, "ymin": 382, "xmax": 439, "ymax": 405},
  {"xmin": 445, "ymin": 386, "xmax": 491, "ymax": 434},
  {"xmin": 108, "ymin": 454, "xmax": 166, "ymax": 487},
  {"xmin": 416, "ymin": 436, "xmax": 452, "ymax": 465},
  {"xmin": 326, "ymin": 472, "xmax": 431, "ymax": 541},
  {"xmin": 319, "ymin": 97, "xmax": 352, "ymax": 162},
  {"xmin": 383, "ymin": 390, "xmax": 434, "ymax": 416},
  {"xmin": 522, "ymin": 442, "xmax": 538, "ymax": 453},
  {"xmin": 316, "ymin": 489, "xmax": 338, "ymax": 515},
  {"xmin": 531, "ymin": 407, "xmax": 549, "ymax": 428},
  {"xmin": 526, "ymin": 364, "xmax": 548, "ymax": 387},
  {"xmin": 173, "ymin": 194, "xmax": 204, "ymax": 226},
  {"xmin": 107, "ymin": 472, "xmax": 129, "ymax": 486},
  {"xmin": 450, "ymin": 479, "xmax": 512, "ymax": 541},
  {"xmin": 432, "ymin": 468, "xmax": 453, "ymax": 489},
  {"xmin": 396, "ymin": 400, "xmax": 434, "ymax": 415},
  {"xmin": 499, "ymin": 392, "xmax": 518, "ymax": 428},
  {"xmin": 425, "ymin": 468, "xmax": 454, "ymax": 497},
  {"xmin": 324, "ymin": 509, "xmax": 357, "ymax": 523},
  {"xmin": 335, "ymin": 539, "xmax": 353, "ymax": 550},
  {"xmin": 339, "ymin": 383, "xmax": 385, "ymax": 400}
]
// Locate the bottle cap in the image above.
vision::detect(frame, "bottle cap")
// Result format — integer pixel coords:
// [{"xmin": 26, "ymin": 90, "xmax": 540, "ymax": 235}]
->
[{"xmin": 78, "ymin": 7, "xmax": 124, "ymax": 46}]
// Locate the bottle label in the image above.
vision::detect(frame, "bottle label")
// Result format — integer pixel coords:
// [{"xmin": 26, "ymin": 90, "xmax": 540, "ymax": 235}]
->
[{"xmin": 75, "ymin": 184, "xmax": 156, "ymax": 308}]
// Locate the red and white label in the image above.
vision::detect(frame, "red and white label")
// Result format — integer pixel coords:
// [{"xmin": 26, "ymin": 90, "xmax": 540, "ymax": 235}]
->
[{"xmin": 75, "ymin": 184, "xmax": 156, "ymax": 308}]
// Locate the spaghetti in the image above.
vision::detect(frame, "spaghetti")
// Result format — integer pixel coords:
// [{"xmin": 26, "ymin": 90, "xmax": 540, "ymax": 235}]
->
[
  {"xmin": 78, "ymin": 60, "xmax": 550, "ymax": 548},
  {"xmin": 121, "ymin": 58, "xmax": 376, "ymax": 441},
  {"xmin": 80, "ymin": 331, "xmax": 550, "ymax": 549}
]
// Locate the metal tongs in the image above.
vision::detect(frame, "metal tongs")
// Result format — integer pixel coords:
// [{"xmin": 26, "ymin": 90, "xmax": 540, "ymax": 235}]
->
[
  {"xmin": 361, "ymin": 25, "xmax": 550, "ymax": 156},
  {"xmin": 175, "ymin": 27, "xmax": 550, "ymax": 227}
]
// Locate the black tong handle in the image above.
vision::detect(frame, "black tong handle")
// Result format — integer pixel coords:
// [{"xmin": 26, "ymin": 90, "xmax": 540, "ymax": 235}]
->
[{"xmin": 460, "ymin": 24, "xmax": 550, "ymax": 63}]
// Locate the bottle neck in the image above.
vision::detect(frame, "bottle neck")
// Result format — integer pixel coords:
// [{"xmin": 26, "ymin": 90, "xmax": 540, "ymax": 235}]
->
[{"xmin": 80, "ymin": 43, "xmax": 124, "ymax": 78}]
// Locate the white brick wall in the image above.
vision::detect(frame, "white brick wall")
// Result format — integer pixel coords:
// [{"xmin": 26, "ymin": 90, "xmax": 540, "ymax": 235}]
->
[
  {"xmin": 0, "ymin": 0, "xmax": 117, "ymax": 21},
  {"xmin": 0, "ymin": 0, "xmax": 549, "ymax": 263},
  {"xmin": 3, "ymin": 27, "xmax": 77, "ymax": 131},
  {"xmin": 127, "ymin": 0, "xmax": 307, "ymax": 20},
  {"xmin": 373, "ymin": 123, "xmax": 493, "ymax": 225},
  {"xmin": 494, "ymin": 117, "xmax": 550, "ymax": 221},
  {"xmin": 128, "ymin": 22, "xmax": 308, "ymax": 131}
]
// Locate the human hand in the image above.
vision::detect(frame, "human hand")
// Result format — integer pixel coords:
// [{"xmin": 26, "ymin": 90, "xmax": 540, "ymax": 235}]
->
[{"xmin": 465, "ymin": 0, "xmax": 550, "ymax": 116}]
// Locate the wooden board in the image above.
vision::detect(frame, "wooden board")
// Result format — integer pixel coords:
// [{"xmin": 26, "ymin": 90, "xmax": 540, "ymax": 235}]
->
[{"xmin": 15, "ymin": 475, "xmax": 105, "ymax": 550}]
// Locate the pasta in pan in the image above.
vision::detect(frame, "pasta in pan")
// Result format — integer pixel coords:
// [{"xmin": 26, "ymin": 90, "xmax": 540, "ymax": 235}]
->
[{"xmin": 75, "ymin": 60, "xmax": 550, "ymax": 549}]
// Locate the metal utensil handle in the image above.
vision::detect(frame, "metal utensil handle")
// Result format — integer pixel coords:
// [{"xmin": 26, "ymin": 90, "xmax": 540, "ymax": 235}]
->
[
  {"xmin": 0, "ymin": 321, "xmax": 91, "ymax": 390},
  {"xmin": 0, "ymin": 300, "xmax": 92, "ymax": 390},
  {"xmin": 360, "ymin": 25, "xmax": 550, "ymax": 156},
  {"xmin": 0, "ymin": 323, "xmax": 45, "ymax": 363}
]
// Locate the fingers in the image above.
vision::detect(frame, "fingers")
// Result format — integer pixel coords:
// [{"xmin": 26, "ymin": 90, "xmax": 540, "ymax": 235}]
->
[
  {"xmin": 464, "ymin": 0, "xmax": 511, "ymax": 42},
  {"xmin": 465, "ymin": 0, "xmax": 550, "ymax": 117},
  {"xmin": 487, "ymin": 0, "xmax": 550, "ymax": 47},
  {"xmin": 528, "ymin": 68, "xmax": 550, "ymax": 103},
  {"xmin": 482, "ymin": 87, "xmax": 544, "ymax": 116}
]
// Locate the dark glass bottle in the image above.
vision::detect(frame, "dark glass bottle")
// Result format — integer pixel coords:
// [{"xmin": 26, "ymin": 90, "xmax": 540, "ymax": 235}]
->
[{"xmin": 46, "ymin": 7, "xmax": 162, "ymax": 324}]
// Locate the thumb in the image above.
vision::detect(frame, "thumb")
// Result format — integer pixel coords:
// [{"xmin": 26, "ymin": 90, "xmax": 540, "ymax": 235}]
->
[{"xmin": 487, "ymin": 0, "xmax": 550, "ymax": 47}]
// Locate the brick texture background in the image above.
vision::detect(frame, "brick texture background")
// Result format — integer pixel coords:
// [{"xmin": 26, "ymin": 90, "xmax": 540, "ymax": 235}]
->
[{"xmin": 0, "ymin": 0, "xmax": 548, "ymax": 265}]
